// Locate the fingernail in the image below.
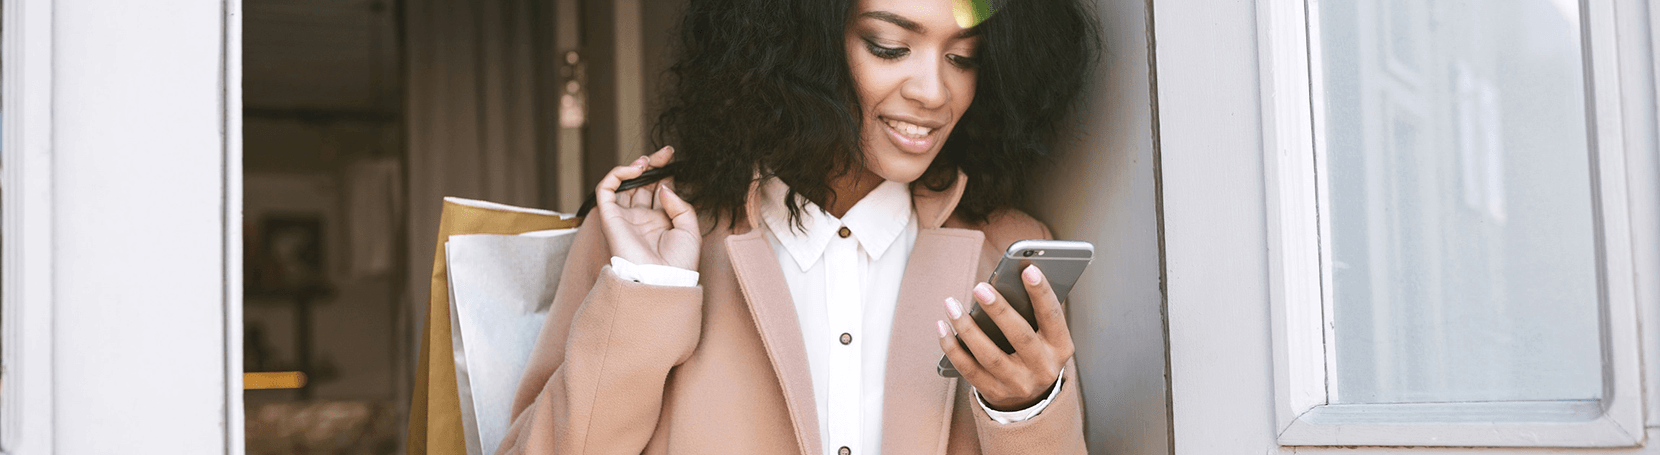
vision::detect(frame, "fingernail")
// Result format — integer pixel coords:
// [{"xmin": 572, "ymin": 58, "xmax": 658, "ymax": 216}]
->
[
  {"xmin": 937, "ymin": 320, "xmax": 951, "ymax": 338},
  {"xmin": 1023, "ymin": 264, "xmax": 1043, "ymax": 285},
  {"xmin": 944, "ymin": 297, "xmax": 964, "ymax": 319},
  {"xmin": 973, "ymin": 283, "xmax": 996, "ymax": 304}
]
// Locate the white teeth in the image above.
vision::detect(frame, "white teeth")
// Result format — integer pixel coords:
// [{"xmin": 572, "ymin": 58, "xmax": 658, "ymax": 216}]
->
[{"xmin": 884, "ymin": 118, "xmax": 934, "ymax": 139}]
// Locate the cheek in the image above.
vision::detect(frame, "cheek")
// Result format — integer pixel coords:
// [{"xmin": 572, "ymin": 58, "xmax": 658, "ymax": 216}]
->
[
  {"xmin": 948, "ymin": 72, "xmax": 977, "ymax": 117},
  {"xmin": 844, "ymin": 42, "xmax": 884, "ymax": 108},
  {"xmin": 848, "ymin": 67, "xmax": 896, "ymax": 113}
]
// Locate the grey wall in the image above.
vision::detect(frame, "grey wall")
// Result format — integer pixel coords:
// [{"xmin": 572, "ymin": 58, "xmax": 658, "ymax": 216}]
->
[{"xmin": 1026, "ymin": 0, "xmax": 1170, "ymax": 453}]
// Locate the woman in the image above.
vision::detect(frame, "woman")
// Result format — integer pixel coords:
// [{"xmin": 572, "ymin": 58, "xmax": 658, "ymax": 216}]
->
[{"xmin": 500, "ymin": 0, "xmax": 1098, "ymax": 453}]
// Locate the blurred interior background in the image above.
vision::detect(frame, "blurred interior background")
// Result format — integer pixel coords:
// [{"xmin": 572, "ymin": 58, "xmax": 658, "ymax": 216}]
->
[{"xmin": 240, "ymin": 0, "xmax": 686, "ymax": 452}]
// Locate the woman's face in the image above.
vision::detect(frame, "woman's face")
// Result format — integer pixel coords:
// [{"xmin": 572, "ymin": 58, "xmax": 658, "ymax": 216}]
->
[{"xmin": 845, "ymin": 0, "xmax": 979, "ymax": 184}]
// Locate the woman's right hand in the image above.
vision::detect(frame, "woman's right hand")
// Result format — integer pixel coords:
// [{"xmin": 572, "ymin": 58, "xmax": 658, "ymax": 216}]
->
[{"xmin": 595, "ymin": 146, "xmax": 702, "ymax": 271}]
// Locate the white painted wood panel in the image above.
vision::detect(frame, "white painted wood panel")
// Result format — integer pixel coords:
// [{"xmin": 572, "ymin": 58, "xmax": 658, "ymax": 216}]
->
[
  {"xmin": 1630, "ymin": 0, "xmax": 1660, "ymax": 430},
  {"xmin": 49, "ymin": 0, "xmax": 235, "ymax": 452},
  {"xmin": 1153, "ymin": 0, "xmax": 1281, "ymax": 451},
  {"xmin": 224, "ymin": 0, "xmax": 247, "ymax": 453},
  {"xmin": 1, "ymin": 0, "xmax": 57, "ymax": 452}
]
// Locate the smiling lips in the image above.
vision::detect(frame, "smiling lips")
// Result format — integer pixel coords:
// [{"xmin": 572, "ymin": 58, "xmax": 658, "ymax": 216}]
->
[{"xmin": 882, "ymin": 117, "xmax": 941, "ymax": 153}]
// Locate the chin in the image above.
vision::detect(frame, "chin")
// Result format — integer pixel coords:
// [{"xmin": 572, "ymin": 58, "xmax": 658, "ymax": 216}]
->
[{"xmin": 860, "ymin": 125, "xmax": 951, "ymax": 184}]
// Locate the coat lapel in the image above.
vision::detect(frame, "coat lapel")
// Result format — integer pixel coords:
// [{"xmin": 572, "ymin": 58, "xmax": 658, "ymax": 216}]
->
[
  {"xmin": 881, "ymin": 173, "xmax": 981, "ymax": 454},
  {"xmin": 727, "ymin": 180, "xmax": 821, "ymax": 455},
  {"xmin": 880, "ymin": 227, "xmax": 983, "ymax": 454}
]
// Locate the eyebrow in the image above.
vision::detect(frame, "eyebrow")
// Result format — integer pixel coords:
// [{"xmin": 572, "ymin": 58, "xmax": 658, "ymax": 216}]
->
[
  {"xmin": 860, "ymin": 11, "xmax": 924, "ymax": 33},
  {"xmin": 858, "ymin": 11, "xmax": 982, "ymax": 39}
]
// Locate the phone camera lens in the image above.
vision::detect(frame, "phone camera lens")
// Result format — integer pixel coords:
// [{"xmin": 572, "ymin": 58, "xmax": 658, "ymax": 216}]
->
[{"xmin": 1022, "ymin": 250, "xmax": 1035, "ymax": 257}]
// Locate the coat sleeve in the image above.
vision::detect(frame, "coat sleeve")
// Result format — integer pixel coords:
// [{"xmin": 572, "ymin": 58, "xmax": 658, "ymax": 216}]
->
[
  {"xmin": 496, "ymin": 215, "xmax": 705, "ymax": 455},
  {"xmin": 967, "ymin": 358, "xmax": 1088, "ymax": 454}
]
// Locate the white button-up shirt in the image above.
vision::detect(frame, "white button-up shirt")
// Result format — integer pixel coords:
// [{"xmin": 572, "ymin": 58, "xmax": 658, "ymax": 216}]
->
[
  {"xmin": 611, "ymin": 177, "xmax": 1058, "ymax": 455},
  {"xmin": 758, "ymin": 178, "xmax": 914, "ymax": 455}
]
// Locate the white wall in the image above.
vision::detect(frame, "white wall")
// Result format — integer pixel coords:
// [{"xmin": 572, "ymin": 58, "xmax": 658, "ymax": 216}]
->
[
  {"xmin": 9, "ymin": 0, "xmax": 239, "ymax": 452},
  {"xmin": 1027, "ymin": 0, "xmax": 1170, "ymax": 453}
]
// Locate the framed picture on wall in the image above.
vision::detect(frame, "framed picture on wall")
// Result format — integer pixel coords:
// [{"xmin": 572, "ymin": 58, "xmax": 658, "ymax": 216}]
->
[{"xmin": 248, "ymin": 215, "xmax": 326, "ymax": 294}]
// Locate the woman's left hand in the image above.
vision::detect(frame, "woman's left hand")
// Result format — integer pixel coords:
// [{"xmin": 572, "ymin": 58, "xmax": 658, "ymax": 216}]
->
[{"xmin": 937, "ymin": 264, "xmax": 1075, "ymax": 411}]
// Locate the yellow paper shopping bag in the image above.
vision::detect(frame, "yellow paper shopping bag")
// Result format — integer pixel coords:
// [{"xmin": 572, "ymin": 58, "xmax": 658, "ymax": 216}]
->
[{"xmin": 408, "ymin": 197, "xmax": 580, "ymax": 455}]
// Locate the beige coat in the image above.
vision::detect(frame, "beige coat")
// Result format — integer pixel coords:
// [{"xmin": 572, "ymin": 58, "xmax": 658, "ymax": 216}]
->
[{"xmin": 499, "ymin": 175, "xmax": 1087, "ymax": 454}]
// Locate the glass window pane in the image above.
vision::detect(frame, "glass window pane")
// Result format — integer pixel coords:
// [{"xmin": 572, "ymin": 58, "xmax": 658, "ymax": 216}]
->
[{"xmin": 1318, "ymin": 0, "xmax": 1602, "ymax": 404}]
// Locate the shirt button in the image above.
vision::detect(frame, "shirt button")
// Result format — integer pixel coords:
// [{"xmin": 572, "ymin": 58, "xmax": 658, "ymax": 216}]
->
[
  {"xmin": 838, "ymin": 226, "xmax": 851, "ymax": 238},
  {"xmin": 839, "ymin": 447, "xmax": 851, "ymax": 455},
  {"xmin": 840, "ymin": 332, "xmax": 852, "ymax": 345}
]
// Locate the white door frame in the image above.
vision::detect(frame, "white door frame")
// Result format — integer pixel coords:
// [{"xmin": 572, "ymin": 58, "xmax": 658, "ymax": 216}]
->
[
  {"xmin": 1, "ymin": 0, "xmax": 57, "ymax": 451},
  {"xmin": 1, "ymin": 0, "xmax": 244, "ymax": 453}
]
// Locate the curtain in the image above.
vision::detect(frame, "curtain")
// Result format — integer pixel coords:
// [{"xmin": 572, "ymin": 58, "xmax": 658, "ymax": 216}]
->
[{"xmin": 401, "ymin": 0, "xmax": 553, "ymax": 452}]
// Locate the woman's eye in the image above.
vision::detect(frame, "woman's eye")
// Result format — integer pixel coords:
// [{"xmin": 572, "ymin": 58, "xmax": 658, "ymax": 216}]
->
[
  {"xmin": 863, "ymin": 39, "xmax": 909, "ymax": 60},
  {"xmin": 947, "ymin": 54, "xmax": 979, "ymax": 70}
]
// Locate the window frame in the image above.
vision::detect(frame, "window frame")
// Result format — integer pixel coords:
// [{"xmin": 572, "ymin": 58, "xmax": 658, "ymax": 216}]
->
[{"xmin": 1258, "ymin": 0, "xmax": 1647, "ymax": 447}]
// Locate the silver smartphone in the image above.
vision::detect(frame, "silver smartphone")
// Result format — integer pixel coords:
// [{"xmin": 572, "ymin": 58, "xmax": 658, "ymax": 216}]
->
[{"xmin": 937, "ymin": 239, "xmax": 1094, "ymax": 377}]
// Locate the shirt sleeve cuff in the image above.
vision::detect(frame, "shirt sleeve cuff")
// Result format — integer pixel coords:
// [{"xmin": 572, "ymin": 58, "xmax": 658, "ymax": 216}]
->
[
  {"xmin": 609, "ymin": 256, "xmax": 700, "ymax": 287},
  {"xmin": 973, "ymin": 367, "xmax": 1065, "ymax": 424}
]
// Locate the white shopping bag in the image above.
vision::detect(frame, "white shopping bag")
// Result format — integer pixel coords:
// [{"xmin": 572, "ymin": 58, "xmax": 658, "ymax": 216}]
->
[{"xmin": 445, "ymin": 228, "xmax": 578, "ymax": 455}]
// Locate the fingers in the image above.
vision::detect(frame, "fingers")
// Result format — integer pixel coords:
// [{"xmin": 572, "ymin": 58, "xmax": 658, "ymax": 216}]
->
[
  {"xmin": 938, "ymin": 269, "xmax": 1076, "ymax": 410},
  {"xmin": 638, "ymin": 147, "xmax": 673, "ymax": 209},
  {"xmin": 597, "ymin": 158, "xmax": 646, "ymax": 193},
  {"xmin": 973, "ymin": 282, "xmax": 1046, "ymax": 356},
  {"xmin": 937, "ymin": 320, "xmax": 995, "ymax": 385},
  {"xmin": 609, "ymin": 156, "xmax": 649, "ymax": 207},
  {"xmin": 596, "ymin": 162, "xmax": 646, "ymax": 215},
  {"xmin": 646, "ymin": 146, "xmax": 674, "ymax": 168},
  {"xmin": 942, "ymin": 297, "xmax": 1018, "ymax": 376},
  {"xmin": 1023, "ymin": 265, "xmax": 1074, "ymax": 351},
  {"xmin": 657, "ymin": 181, "xmax": 699, "ymax": 234},
  {"xmin": 620, "ymin": 151, "xmax": 677, "ymax": 208}
]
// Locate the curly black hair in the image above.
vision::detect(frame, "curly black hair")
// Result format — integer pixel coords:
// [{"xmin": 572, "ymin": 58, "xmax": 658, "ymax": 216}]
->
[{"xmin": 652, "ymin": 0, "xmax": 1100, "ymax": 227}]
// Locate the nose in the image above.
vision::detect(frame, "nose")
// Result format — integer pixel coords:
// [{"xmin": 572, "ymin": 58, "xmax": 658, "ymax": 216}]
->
[{"xmin": 899, "ymin": 54, "xmax": 951, "ymax": 110}]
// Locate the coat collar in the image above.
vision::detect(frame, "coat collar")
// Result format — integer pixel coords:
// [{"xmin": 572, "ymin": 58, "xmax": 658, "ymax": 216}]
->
[{"xmin": 727, "ymin": 171, "xmax": 980, "ymax": 455}]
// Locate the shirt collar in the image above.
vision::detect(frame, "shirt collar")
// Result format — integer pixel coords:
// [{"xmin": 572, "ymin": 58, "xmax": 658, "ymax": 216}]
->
[{"xmin": 760, "ymin": 177, "xmax": 915, "ymax": 272}]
